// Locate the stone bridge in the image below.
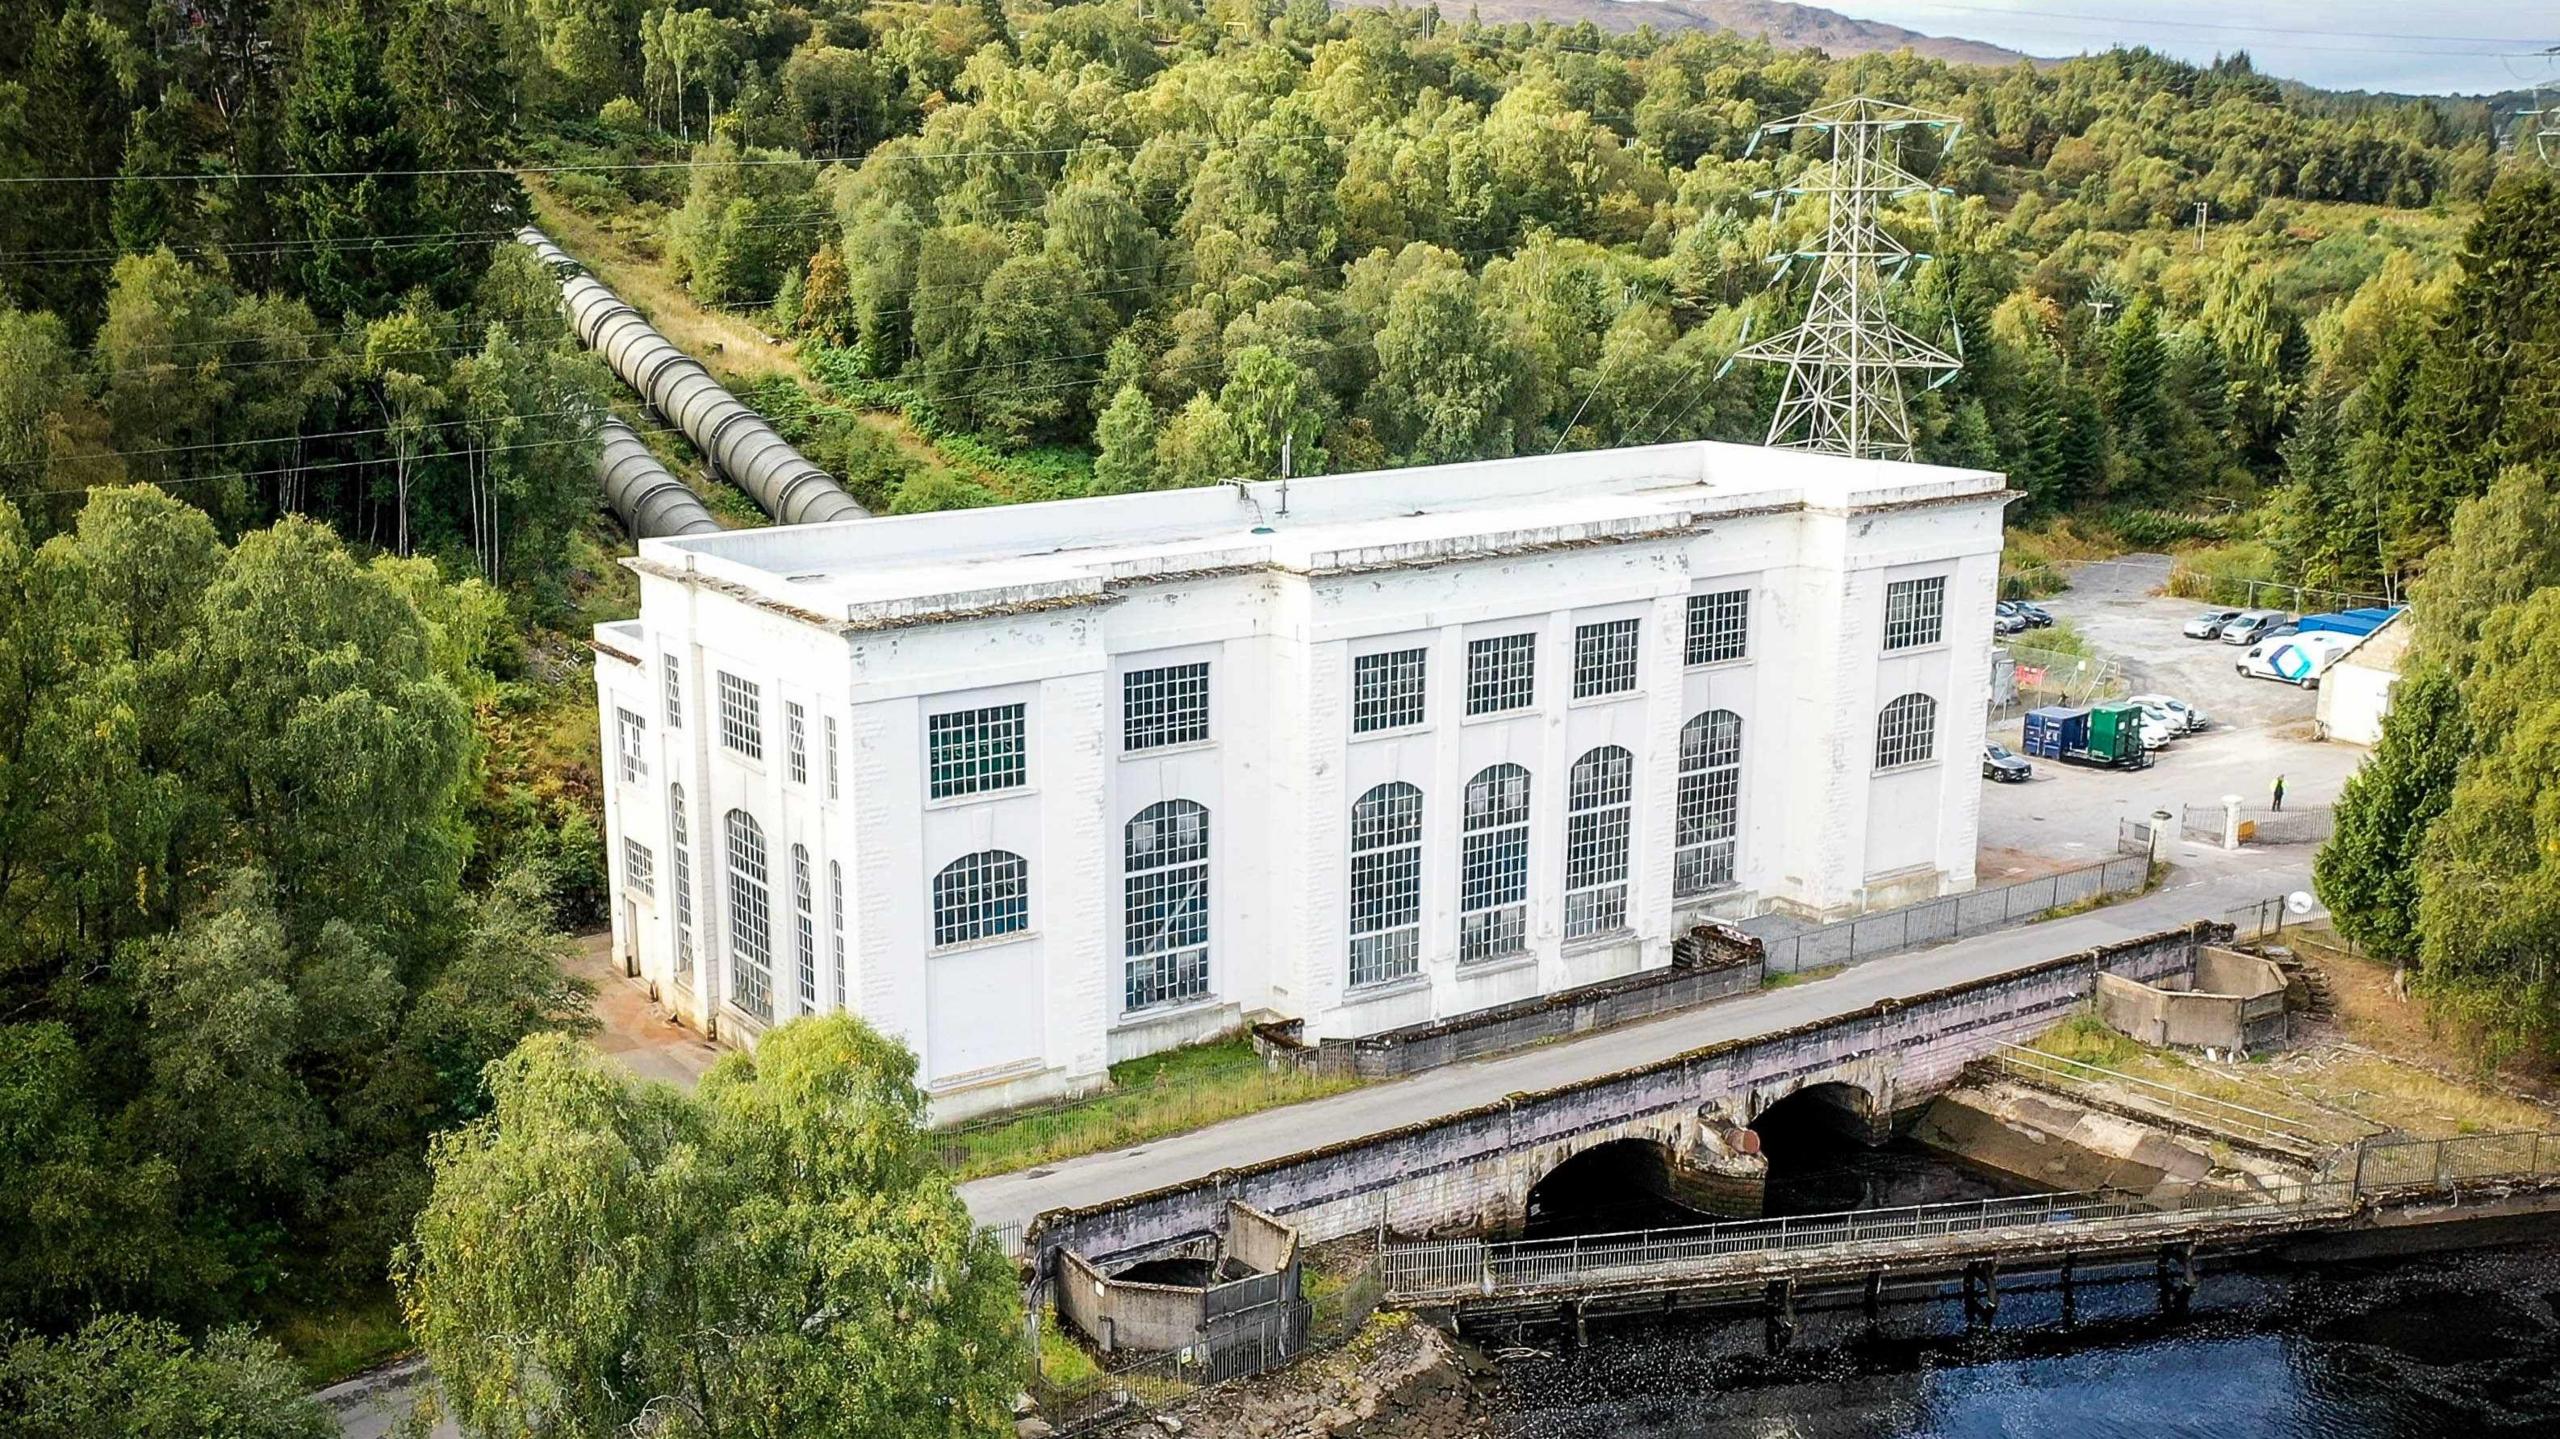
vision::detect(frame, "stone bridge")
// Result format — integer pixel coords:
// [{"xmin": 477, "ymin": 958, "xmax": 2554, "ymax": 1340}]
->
[{"xmin": 1028, "ymin": 923, "xmax": 2219, "ymax": 1275}]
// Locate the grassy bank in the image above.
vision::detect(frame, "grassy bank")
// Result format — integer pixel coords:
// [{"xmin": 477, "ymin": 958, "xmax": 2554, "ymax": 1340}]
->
[
  {"xmin": 942, "ymin": 1037, "xmax": 1362, "ymax": 1181},
  {"xmin": 262, "ymin": 1287, "xmax": 412, "ymax": 1387}
]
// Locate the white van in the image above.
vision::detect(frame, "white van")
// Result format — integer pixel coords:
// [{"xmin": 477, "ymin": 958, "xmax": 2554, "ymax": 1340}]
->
[{"xmin": 2235, "ymin": 632, "xmax": 2355, "ymax": 688}]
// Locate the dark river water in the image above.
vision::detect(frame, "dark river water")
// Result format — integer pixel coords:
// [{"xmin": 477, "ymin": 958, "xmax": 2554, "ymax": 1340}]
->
[{"xmin": 1482, "ymin": 1233, "xmax": 2560, "ymax": 1438}]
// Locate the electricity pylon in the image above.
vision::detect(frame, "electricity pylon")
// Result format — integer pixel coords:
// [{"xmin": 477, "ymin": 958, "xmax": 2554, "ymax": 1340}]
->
[{"xmin": 1731, "ymin": 97, "xmax": 1963, "ymax": 462}]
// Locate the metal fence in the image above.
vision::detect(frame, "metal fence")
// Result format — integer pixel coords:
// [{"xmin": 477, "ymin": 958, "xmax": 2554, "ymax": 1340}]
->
[
  {"xmin": 2239, "ymin": 805, "xmax": 2335, "ymax": 846},
  {"xmin": 2224, "ymin": 895, "xmax": 2304, "ymax": 942},
  {"xmin": 2117, "ymin": 818, "xmax": 2156, "ymax": 857},
  {"xmin": 1381, "ymin": 1184, "xmax": 2333, "ymax": 1301},
  {"xmin": 1988, "ymin": 1044, "xmax": 2333, "ymax": 1149},
  {"xmin": 2182, "ymin": 805, "xmax": 2226, "ymax": 844},
  {"xmin": 1759, "ymin": 854, "xmax": 2151, "ymax": 976},
  {"xmin": 2328, "ymin": 1130, "xmax": 2560, "ymax": 1192},
  {"xmin": 1990, "ymin": 644, "xmax": 2126, "ymax": 719}
]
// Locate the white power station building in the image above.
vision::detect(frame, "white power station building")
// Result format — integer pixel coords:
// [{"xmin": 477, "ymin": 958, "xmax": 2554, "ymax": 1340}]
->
[{"xmin": 593, "ymin": 441, "xmax": 2007, "ymax": 1119}]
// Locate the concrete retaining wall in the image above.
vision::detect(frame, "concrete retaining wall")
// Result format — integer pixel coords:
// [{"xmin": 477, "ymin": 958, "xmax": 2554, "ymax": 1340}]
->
[
  {"xmin": 1054, "ymin": 1202, "xmax": 1303, "ymax": 1355},
  {"xmin": 1303, "ymin": 956, "xmax": 1764, "ymax": 1079},
  {"xmin": 1030, "ymin": 923, "xmax": 2218, "ymax": 1273},
  {"xmin": 2096, "ymin": 945, "xmax": 2287, "ymax": 1052}
]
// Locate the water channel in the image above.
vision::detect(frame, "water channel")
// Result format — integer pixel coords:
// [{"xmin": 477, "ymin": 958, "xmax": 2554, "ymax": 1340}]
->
[{"xmin": 1487, "ymin": 1104, "xmax": 2560, "ymax": 1436}]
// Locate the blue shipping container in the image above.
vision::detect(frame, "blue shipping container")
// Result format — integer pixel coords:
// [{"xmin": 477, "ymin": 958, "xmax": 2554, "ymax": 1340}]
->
[{"xmin": 2022, "ymin": 706, "xmax": 2090, "ymax": 760}]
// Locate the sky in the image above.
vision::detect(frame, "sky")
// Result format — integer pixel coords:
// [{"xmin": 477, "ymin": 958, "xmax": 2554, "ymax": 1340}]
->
[{"xmin": 1818, "ymin": 2, "xmax": 2558, "ymax": 95}]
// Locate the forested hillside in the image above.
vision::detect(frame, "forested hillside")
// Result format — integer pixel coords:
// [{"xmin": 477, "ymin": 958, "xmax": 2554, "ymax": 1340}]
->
[{"xmin": 1, "ymin": 0, "xmax": 2551, "ymax": 1410}]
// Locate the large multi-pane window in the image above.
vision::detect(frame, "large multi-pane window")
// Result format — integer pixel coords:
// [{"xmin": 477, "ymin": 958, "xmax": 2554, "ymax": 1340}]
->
[
  {"xmin": 828, "ymin": 861, "xmax": 846, "ymax": 1009},
  {"xmin": 670, "ymin": 786, "xmax": 694, "ymax": 985},
  {"xmin": 1124, "ymin": 663, "xmax": 1211, "ymax": 751},
  {"xmin": 1884, "ymin": 576, "xmax": 1946, "ymax": 651},
  {"xmin": 792, "ymin": 845, "xmax": 817, "ymax": 1012},
  {"xmin": 1565, "ymin": 746, "xmax": 1634, "ymax": 937},
  {"xmin": 932, "ymin": 851, "xmax": 1029, "ymax": 947},
  {"xmin": 927, "ymin": 704, "xmax": 1027, "ymax": 799},
  {"xmin": 1348, "ymin": 782, "xmax": 1424, "ymax": 986},
  {"xmin": 617, "ymin": 708, "xmax": 647, "ymax": 785},
  {"xmin": 1459, "ymin": 764, "xmax": 1531, "ymax": 962},
  {"xmin": 786, "ymin": 702, "xmax": 810, "ymax": 786},
  {"xmin": 623, "ymin": 837, "xmax": 654, "ymax": 898},
  {"xmin": 1465, "ymin": 634, "xmax": 1537, "ymax": 716},
  {"xmin": 1572, "ymin": 619, "xmax": 1641, "ymax": 699},
  {"xmin": 1123, "ymin": 800, "xmax": 1211, "ymax": 1012},
  {"xmin": 718, "ymin": 672, "xmax": 763, "ymax": 759},
  {"xmin": 724, "ymin": 810, "xmax": 772, "ymax": 1021},
  {"xmin": 1351, "ymin": 649, "xmax": 1428, "ymax": 733},
  {"xmin": 1685, "ymin": 590, "xmax": 1751, "ymax": 666},
  {"xmin": 1676, "ymin": 711, "xmax": 1743, "ymax": 896},
  {"xmin": 1875, "ymin": 692, "xmax": 1939, "ymax": 769},
  {"xmin": 663, "ymin": 654, "xmax": 683, "ymax": 727}
]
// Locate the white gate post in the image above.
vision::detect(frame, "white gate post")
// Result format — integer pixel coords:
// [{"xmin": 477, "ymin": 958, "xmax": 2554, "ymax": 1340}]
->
[
  {"xmin": 2150, "ymin": 809, "xmax": 2174, "ymax": 865},
  {"xmin": 2222, "ymin": 794, "xmax": 2243, "ymax": 852}
]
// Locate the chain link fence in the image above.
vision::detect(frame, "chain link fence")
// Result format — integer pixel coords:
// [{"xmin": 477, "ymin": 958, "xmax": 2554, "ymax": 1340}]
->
[
  {"xmin": 1990, "ymin": 643, "xmax": 2126, "ymax": 720},
  {"xmin": 1759, "ymin": 855, "xmax": 2151, "ymax": 976}
]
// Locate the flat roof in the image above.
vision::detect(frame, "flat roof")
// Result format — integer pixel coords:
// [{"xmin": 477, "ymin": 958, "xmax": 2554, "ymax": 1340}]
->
[{"xmin": 629, "ymin": 439, "xmax": 2006, "ymax": 630}]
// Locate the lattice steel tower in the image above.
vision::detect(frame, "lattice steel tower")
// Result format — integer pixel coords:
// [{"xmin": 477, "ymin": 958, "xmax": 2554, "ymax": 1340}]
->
[{"xmin": 1732, "ymin": 97, "xmax": 1963, "ymax": 462}]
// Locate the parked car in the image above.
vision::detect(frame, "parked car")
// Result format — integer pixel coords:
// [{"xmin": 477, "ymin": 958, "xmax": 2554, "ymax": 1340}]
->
[
  {"xmin": 2125, "ymin": 693, "xmax": 2209, "ymax": 733},
  {"xmin": 1982, "ymin": 742, "xmax": 2033, "ymax": 782},
  {"xmin": 2011, "ymin": 601, "xmax": 2056, "ymax": 629},
  {"xmin": 2138, "ymin": 713, "xmax": 2178, "ymax": 751},
  {"xmin": 2236, "ymin": 632, "xmax": 2356, "ymax": 687},
  {"xmin": 2183, "ymin": 608, "xmax": 2245, "ymax": 639},
  {"xmin": 2220, "ymin": 610, "xmax": 2289, "ymax": 646},
  {"xmin": 1992, "ymin": 601, "xmax": 2029, "ymax": 635}
]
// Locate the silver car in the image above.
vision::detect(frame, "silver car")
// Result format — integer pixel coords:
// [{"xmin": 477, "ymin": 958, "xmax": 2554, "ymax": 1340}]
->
[
  {"xmin": 2221, "ymin": 610, "xmax": 2286, "ymax": 645},
  {"xmin": 2183, "ymin": 609, "xmax": 2243, "ymax": 639}
]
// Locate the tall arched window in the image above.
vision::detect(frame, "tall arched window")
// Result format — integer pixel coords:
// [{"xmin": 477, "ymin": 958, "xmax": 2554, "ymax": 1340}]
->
[
  {"xmin": 724, "ymin": 810, "xmax": 772, "ymax": 1021},
  {"xmin": 933, "ymin": 851, "xmax": 1029, "ymax": 947},
  {"xmin": 1460, "ymin": 765, "xmax": 1531, "ymax": 962},
  {"xmin": 669, "ymin": 785, "xmax": 694, "ymax": 985},
  {"xmin": 1676, "ymin": 711, "xmax": 1743, "ymax": 896},
  {"xmin": 1124, "ymin": 800, "xmax": 1211, "ymax": 1012},
  {"xmin": 1565, "ymin": 747, "xmax": 1634, "ymax": 938},
  {"xmin": 1875, "ymin": 692, "xmax": 1939, "ymax": 770},
  {"xmin": 1349, "ymin": 782, "xmax": 1424, "ymax": 987},
  {"xmin": 792, "ymin": 844, "xmax": 816, "ymax": 1013},
  {"xmin": 829, "ymin": 860, "xmax": 846, "ymax": 1011}
]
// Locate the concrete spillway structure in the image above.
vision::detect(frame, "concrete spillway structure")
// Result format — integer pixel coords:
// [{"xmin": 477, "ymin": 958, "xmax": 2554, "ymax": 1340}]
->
[
  {"xmin": 516, "ymin": 227, "xmax": 868, "ymax": 526},
  {"xmin": 595, "ymin": 414, "xmax": 724, "ymax": 539}
]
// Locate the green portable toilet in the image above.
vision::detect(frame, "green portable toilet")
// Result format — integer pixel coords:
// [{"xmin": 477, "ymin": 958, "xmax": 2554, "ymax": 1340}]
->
[{"xmin": 2086, "ymin": 702, "xmax": 2141, "ymax": 763}]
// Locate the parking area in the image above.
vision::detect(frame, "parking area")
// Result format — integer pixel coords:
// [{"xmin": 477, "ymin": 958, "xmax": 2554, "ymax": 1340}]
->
[{"xmin": 1978, "ymin": 553, "xmax": 2365, "ymax": 876}]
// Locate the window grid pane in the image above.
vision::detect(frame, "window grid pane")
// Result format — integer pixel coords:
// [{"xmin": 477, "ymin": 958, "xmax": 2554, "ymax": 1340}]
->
[
  {"xmin": 617, "ymin": 708, "xmax": 646, "ymax": 785},
  {"xmin": 725, "ymin": 811, "xmax": 772, "ymax": 1021},
  {"xmin": 718, "ymin": 673, "xmax": 763, "ymax": 760},
  {"xmin": 1124, "ymin": 663, "xmax": 1211, "ymax": 751},
  {"xmin": 623, "ymin": 837, "xmax": 654, "ymax": 898},
  {"xmin": 670, "ymin": 788, "xmax": 693, "ymax": 984},
  {"xmin": 1884, "ymin": 577, "xmax": 1946, "ymax": 651},
  {"xmin": 793, "ymin": 846, "xmax": 816, "ymax": 1011},
  {"xmin": 825, "ymin": 716, "xmax": 840, "ymax": 800},
  {"xmin": 786, "ymin": 702, "xmax": 809, "ymax": 786},
  {"xmin": 1351, "ymin": 649, "xmax": 1428, "ymax": 733},
  {"xmin": 828, "ymin": 861, "xmax": 846, "ymax": 1009},
  {"xmin": 933, "ymin": 850, "xmax": 1029, "ymax": 947},
  {"xmin": 1349, "ymin": 783, "xmax": 1423, "ymax": 986},
  {"xmin": 1459, "ymin": 764, "xmax": 1531, "ymax": 962},
  {"xmin": 1565, "ymin": 747, "xmax": 1633, "ymax": 937},
  {"xmin": 1465, "ymin": 634, "xmax": 1537, "ymax": 716},
  {"xmin": 1676, "ymin": 711, "xmax": 1743, "ymax": 896},
  {"xmin": 663, "ymin": 654, "xmax": 683, "ymax": 727},
  {"xmin": 1124, "ymin": 799, "xmax": 1210, "ymax": 1012},
  {"xmin": 1685, "ymin": 590, "xmax": 1751, "ymax": 666},
  {"xmin": 1572, "ymin": 619, "xmax": 1641, "ymax": 699},
  {"xmin": 928, "ymin": 704, "xmax": 1028, "ymax": 799},
  {"xmin": 1876, "ymin": 692, "xmax": 1939, "ymax": 769}
]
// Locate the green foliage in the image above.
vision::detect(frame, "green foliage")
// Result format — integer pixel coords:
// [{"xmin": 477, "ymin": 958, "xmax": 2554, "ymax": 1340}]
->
[
  {"xmin": 400, "ymin": 1018, "xmax": 1020, "ymax": 1439},
  {"xmin": 666, "ymin": 139, "xmax": 832, "ymax": 306},
  {"xmin": 0, "ymin": 488, "xmax": 593, "ymax": 1331},
  {"xmin": 0, "ymin": 1315, "xmax": 332, "ymax": 1439},
  {"xmin": 2317, "ymin": 665, "xmax": 2468, "ymax": 965}
]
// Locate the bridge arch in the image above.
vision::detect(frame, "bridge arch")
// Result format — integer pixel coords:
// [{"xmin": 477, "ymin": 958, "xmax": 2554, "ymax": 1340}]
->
[{"xmin": 1522, "ymin": 1136, "xmax": 1681, "ymax": 1237}]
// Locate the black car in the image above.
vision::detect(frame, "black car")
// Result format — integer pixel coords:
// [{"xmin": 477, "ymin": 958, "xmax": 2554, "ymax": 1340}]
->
[
  {"xmin": 1982, "ymin": 743, "xmax": 2033, "ymax": 782},
  {"xmin": 2012, "ymin": 601, "xmax": 2055, "ymax": 628}
]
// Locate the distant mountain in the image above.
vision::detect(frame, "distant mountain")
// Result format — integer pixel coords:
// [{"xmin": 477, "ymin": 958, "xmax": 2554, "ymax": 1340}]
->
[{"xmin": 1344, "ymin": 0, "xmax": 2040, "ymax": 70}]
